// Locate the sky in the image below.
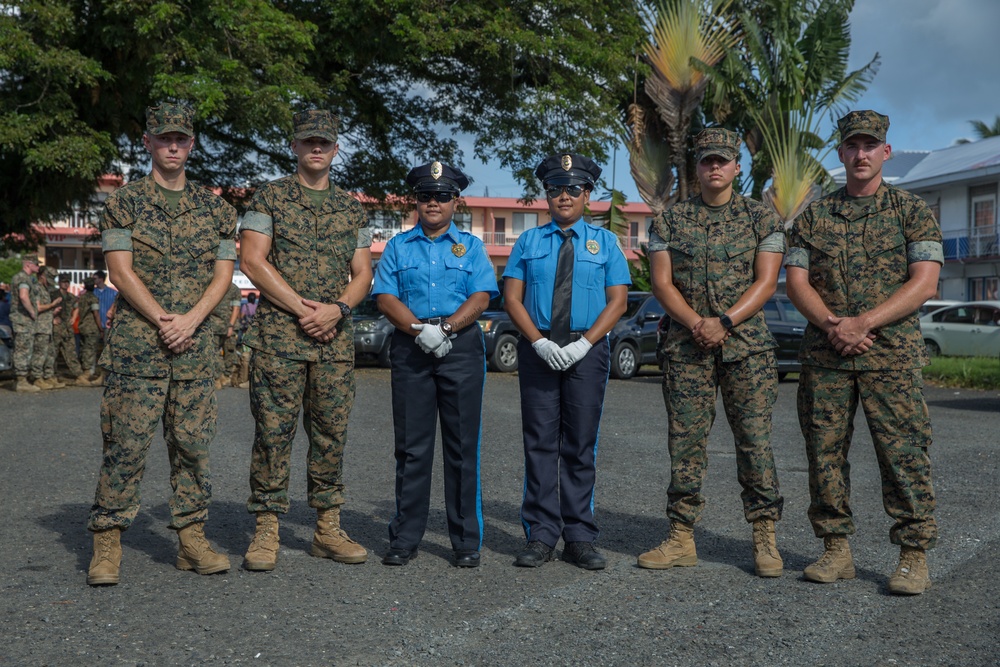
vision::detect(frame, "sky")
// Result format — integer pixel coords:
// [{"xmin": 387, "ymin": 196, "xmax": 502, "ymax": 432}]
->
[{"xmin": 458, "ymin": 0, "xmax": 1000, "ymax": 203}]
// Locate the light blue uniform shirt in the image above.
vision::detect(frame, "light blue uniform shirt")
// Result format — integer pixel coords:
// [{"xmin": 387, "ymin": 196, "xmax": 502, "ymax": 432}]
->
[
  {"xmin": 503, "ymin": 220, "xmax": 631, "ymax": 331},
  {"xmin": 372, "ymin": 222, "xmax": 499, "ymax": 319}
]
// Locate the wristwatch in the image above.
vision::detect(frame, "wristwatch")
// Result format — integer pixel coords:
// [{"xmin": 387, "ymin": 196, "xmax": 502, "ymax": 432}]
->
[
  {"xmin": 719, "ymin": 313, "xmax": 734, "ymax": 330},
  {"xmin": 334, "ymin": 301, "xmax": 351, "ymax": 318},
  {"xmin": 440, "ymin": 321, "xmax": 454, "ymax": 335}
]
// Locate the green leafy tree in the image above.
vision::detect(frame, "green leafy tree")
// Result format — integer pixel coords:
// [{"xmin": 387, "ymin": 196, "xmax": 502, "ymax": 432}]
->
[
  {"xmin": 955, "ymin": 116, "xmax": 1000, "ymax": 144},
  {"xmin": 1, "ymin": 0, "xmax": 646, "ymax": 247}
]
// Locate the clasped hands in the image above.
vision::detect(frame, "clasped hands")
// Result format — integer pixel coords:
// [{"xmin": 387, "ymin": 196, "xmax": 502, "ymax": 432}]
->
[
  {"xmin": 411, "ymin": 323, "xmax": 454, "ymax": 358},
  {"xmin": 532, "ymin": 337, "xmax": 592, "ymax": 371},
  {"xmin": 825, "ymin": 314, "xmax": 877, "ymax": 356},
  {"xmin": 692, "ymin": 317, "xmax": 728, "ymax": 350}
]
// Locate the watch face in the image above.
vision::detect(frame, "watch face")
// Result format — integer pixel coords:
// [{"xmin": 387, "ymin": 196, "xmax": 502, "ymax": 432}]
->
[{"xmin": 441, "ymin": 322, "xmax": 453, "ymax": 334}]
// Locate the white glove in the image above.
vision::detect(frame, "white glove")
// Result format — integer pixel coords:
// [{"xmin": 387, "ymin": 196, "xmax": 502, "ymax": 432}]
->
[
  {"xmin": 432, "ymin": 336, "xmax": 453, "ymax": 358},
  {"xmin": 532, "ymin": 337, "xmax": 567, "ymax": 371},
  {"xmin": 554, "ymin": 337, "xmax": 592, "ymax": 368},
  {"xmin": 411, "ymin": 323, "xmax": 449, "ymax": 355}
]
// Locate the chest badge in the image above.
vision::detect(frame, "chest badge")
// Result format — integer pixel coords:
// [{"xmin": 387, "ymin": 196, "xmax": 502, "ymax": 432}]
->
[
  {"xmin": 452, "ymin": 243, "xmax": 467, "ymax": 257},
  {"xmin": 586, "ymin": 239, "xmax": 600, "ymax": 254}
]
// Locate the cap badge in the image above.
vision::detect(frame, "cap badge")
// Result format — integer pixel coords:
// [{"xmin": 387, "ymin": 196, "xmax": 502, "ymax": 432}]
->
[
  {"xmin": 586, "ymin": 240, "xmax": 600, "ymax": 255},
  {"xmin": 452, "ymin": 243, "xmax": 467, "ymax": 257},
  {"xmin": 431, "ymin": 161, "xmax": 443, "ymax": 180},
  {"xmin": 561, "ymin": 155, "xmax": 573, "ymax": 172}
]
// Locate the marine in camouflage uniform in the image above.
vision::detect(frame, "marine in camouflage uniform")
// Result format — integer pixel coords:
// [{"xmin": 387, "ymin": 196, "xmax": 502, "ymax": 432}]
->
[
  {"xmin": 9, "ymin": 256, "xmax": 42, "ymax": 391},
  {"xmin": 86, "ymin": 101, "xmax": 236, "ymax": 586},
  {"xmin": 208, "ymin": 281, "xmax": 242, "ymax": 386},
  {"xmin": 639, "ymin": 129, "xmax": 786, "ymax": 577},
  {"xmin": 51, "ymin": 273, "xmax": 86, "ymax": 383},
  {"xmin": 28, "ymin": 265, "xmax": 60, "ymax": 388},
  {"xmin": 39, "ymin": 267, "xmax": 68, "ymax": 386},
  {"xmin": 786, "ymin": 110, "xmax": 941, "ymax": 595},
  {"xmin": 77, "ymin": 278, "xmax": 103, "ymax": 379},
  {"xmin": 240, "ymin": 109, "xmax": 373, "ymax": 571}
]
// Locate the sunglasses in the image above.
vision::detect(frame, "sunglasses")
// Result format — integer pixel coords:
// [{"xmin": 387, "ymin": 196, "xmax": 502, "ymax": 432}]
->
[
  {"xmin": 545, "ymin": 185, "xmax": 586, "ymax": 199},
  {"xmin": 415, "ymin": 192, "xmax": 456, "ymax": 203}
]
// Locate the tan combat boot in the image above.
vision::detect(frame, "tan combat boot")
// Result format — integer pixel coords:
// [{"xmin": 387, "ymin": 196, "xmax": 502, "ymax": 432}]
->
[
  {"xmin": 73, "ymin": 374, "xmax": 92, "ymax": 387},
  {"xmin": 218, "ymin": 375, "xmax": 231, "ymax": 388},
  {"xmin": 87, "ymin": 528, "xmax": 122, "ymax": 586},
  {"xmin": 15, "ymin": 378, "xmax": 41, "ymax": 393},
  {"xmin": 176, "ymin": 523, "xmax": 231, "ymax": 574},
  {"xmin": 888, "ymin": 546, "xmax": 931, "ymax": 595},
  {"xmin": 33, "ymin": 378, "xmax": 54, "ymax": 390},
  {"xmin": 244, "ymin": 512, "xmax": 279, "ymax": 571},
  {"xmin": 88, "ymin": 371, "xmax": 106, "ymax": 386},
  {"xmin": 752, "ymin": 518, "xmax": 783, "ymax": 577},
  {"xmin": 804, "ymin": 535, "xmax": 856, "ymax": 583},
  {"xmin": 48, "ymin": 376, "xmax": 67, "ymax": 388},
  {"xmin": 311, "ymin": 507, "xmax": 368, "ymax": 564},
  {"xmin": 637, "ymin": 521, "xmax": 697, "ymax": 569}
]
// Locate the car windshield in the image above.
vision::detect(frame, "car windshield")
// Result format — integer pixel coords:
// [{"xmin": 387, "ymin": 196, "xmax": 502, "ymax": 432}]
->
[
  {"xmin": 623, "ymin": 295, "xmax": 647, "ymax": 318},
  {"xmin": 782, "ymin": 301, "xmax": 808, "ymax": 325},
  {"xmin": 353, "ymin": 300, "xmax": 381, "ymax": 318}
]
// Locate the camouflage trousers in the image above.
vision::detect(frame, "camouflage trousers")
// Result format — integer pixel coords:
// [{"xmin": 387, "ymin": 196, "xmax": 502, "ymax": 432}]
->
[
  {"xmin": 79, "ymin": 331, "xmax": 100, "ymax": 375},
  {"xmin": 247, "ymin": 350, "xmax": 356, "ymax": 514},
  {"xmin": 13, "ymin": 329, "xmax": 50, "ymax": 380},
  {"xmin": 52, "ymin": 329, "xmax": 84, "ymax": 377},
  {"xmin": 664, "ymin": 351, "xmax": 783, "ymax": 524},
  {"xmin": 797, "ymin": 366, "xmax": 936, "ymax": 549},
  {"xmin": 216, "ymin": 333, "xmax": 238, "ymax": 379},
  {"xmin": 88, "ymin": 373, "xmax": 218, "ymax": 532}
]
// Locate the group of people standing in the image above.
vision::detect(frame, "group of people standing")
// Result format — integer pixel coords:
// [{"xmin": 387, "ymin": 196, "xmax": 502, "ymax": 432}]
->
[
  {"xmin": 83, "ymin": 100, "xmax": 939, "ymax": 599},
  {"xmin": 8, "ymin": 261, "xmax": 114, "ymax": 392}
]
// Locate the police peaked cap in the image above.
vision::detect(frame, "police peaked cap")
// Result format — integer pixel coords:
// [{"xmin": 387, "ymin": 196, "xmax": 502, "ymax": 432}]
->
[
  {"xmin": 535, "ymin": 153, "xmax": 602, "ymax": 188},
  {"xmin": 406, "ymin": 161, "xmax": 470, "ymax": 194}
]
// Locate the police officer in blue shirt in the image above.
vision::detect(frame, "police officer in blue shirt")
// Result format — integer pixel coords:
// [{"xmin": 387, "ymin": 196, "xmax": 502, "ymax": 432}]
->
[
  {"xmin": 372, "ymin": 161, "xmax": 499, "ymax": 568},
  {"xmin": 503, "ymin": 153, "xmax": 631, "ymax": 569}
]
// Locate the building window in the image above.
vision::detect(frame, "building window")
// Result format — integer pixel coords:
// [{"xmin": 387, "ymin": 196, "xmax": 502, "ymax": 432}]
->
[
  {"xmin": 970, "ymin": 192, "xmax": 997, "ymax": 257},
  {"xmin": 453, "ymin": 212, "xmax": 472, "ymax": 232},
  {"xmin": 969, "ymin": 276, "xmax": 999, "ymax": 301},
  {"xmin": 512, "ymin": 212, "xmax": 538, "ymax": 235}
]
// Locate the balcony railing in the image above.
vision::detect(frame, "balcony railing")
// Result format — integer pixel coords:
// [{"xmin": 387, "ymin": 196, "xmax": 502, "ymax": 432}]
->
[{"xmin": 942, "ymin": 226, "xmax": 999, "ymax": 260}]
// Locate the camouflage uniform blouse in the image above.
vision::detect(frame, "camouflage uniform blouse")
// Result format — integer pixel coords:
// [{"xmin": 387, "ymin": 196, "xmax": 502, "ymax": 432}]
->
[
  {"xmin": 99, "ymin": 175, "xmax": 238, "ymax": 379},
  {"xmin": 9, "ymin": 270, "xmax": 35, "ymax": 331},
  {"xmin": 31, "ymin": 278, "xmax": 55, "ymax": 335},
  {"xmin": 240, "ymin": 176, "xmax": 371, "ymax": 363},
  {"xmin": 209, "ymin": 282, "xmax": 242, "ymax": 335},
  {"xmin": 786, "ymin": 181, "xmax": 943, "ymax": 370},
  {"xmin": 77, "ymin": 291, "xmax": 101, "ymax": 336},
  {"xmin": 52, "ymin": 286, "xmax": 78, "ymax": 335},
  {"xmin": 649, "ymin": 193, "xmax": 785, "ymax": 364}
]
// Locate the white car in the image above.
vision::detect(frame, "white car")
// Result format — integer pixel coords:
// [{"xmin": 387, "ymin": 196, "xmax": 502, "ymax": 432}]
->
[{"xmin": 919, "ymin": 301, "xmax": 1000, "ymax": 357}]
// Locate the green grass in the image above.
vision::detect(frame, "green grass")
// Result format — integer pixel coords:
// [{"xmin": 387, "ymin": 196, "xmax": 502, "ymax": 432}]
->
[{"xmin": 923, "ymin": 356, "xmax": 1000, "ymax": 390}]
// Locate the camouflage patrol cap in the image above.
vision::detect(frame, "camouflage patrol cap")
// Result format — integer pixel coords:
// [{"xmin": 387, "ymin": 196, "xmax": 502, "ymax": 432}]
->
[
  {"xmin": 83, "ymin": 276, "xmax": 96, "ymax": 289},
  {"xmin": 58, "ymin": 273, "xmax": 71, "ymax": 283},
  {"xmin": 146, "ymin": 102, "xmax": 195, "ymax": 136},
  {"xmin": 293, "ymin": 109, "xmax": 339, "ymax": 141},
  {"xmin": 22, "ymin": 254, "xmax": 39, "ymax": 265},
  {"xmin": 694, "ymin": 128, "xmax": 740, "ymax": 163},
  {"xmin": 44, "ymin": 266, "xmax": 59, "ymax": 279},
  {"xmin": 838, "ymin": 110, "xmax": 889, "ymax": 143}
]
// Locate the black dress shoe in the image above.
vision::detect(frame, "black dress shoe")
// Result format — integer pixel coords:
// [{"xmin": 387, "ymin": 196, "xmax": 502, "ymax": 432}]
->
[
  {"xmin": 562, "ymin": 541, "xmax": 607, "ymax": 570},
  {"xmin": 514, "ymin": 541, "xmax": 554, "ymax": 567},
  {"xmin": 453, "ymin": 550, "xmax": 481, "ymax": 568},
  {"xmin": 382, "ymin": 547, "xmax": 416, "ymax": 566}
]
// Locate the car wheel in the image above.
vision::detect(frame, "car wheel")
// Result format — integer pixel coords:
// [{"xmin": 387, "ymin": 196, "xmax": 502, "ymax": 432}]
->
[
  {"xmin": 925, "ymin": 339, "xmax": 940, "ymax": 358},
  {"xmin": 490, "ymin": 334, "xmax": 519, "ymax": 372},
  {"xmin": 611, "ymin": 341, "xmax": 638, "ymax": 380},
  {"xmin": 377, "ymin": 340, "xmax": 391, "ymax": 368}
]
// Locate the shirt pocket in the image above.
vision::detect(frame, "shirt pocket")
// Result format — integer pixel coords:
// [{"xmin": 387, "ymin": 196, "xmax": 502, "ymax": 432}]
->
[
  {"xmin": 521, "ymin": 249, "xmax": 550, "ymax": 287},
  {"xmin": 725, "ymin": 235, "xmax": 756, "ymax": 277},
  {"xmin": 399, "ymin": 259, "xmax": 424, "ymax": 296},
  {"xmin": 443, "ymin": 253, "xmax": 473, "ymax": 294},
  {"xmin": 864, "ymin": 226, "xmax": 905, "ymax": 259},
  {"xmin": 573, "ymin": 251, "xmax": 605, "ymax": 291}
]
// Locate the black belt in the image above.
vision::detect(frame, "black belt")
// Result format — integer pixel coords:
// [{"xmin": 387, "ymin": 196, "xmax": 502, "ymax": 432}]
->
[
  {"xmin": 419, "ymin": 316, "xmax": 452, "ymax": 325},
  {"xmin": 537, "ymin": 329, "xmax": 585, "ymax": 343}
]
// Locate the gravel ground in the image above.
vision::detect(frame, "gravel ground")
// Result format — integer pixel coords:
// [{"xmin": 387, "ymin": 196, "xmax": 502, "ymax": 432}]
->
[{"xmin": 1, "ymin": 367, "xmax": 998, "ymax": 666}]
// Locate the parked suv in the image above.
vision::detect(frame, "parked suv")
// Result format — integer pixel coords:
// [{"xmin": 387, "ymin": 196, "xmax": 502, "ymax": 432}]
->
[
  {"xmin": 478, "ymin": 289, "xmax": 520, "ymax": 372},
  {"xmin": 654, "ymin": 294, "xmax": 806, "ymax": 380},
  {"xmin": 353, "ymin": 300, "xmax": 393, "ymax": 367},
  {"xmin": 608, "ymin": 292, "xmax": 665, "ymax": 379}
]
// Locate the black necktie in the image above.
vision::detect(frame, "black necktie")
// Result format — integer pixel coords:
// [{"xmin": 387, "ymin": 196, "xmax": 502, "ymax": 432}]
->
[{"xmin": 550, "ymin": 230, "xmax": 574, "ymax": 346}]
